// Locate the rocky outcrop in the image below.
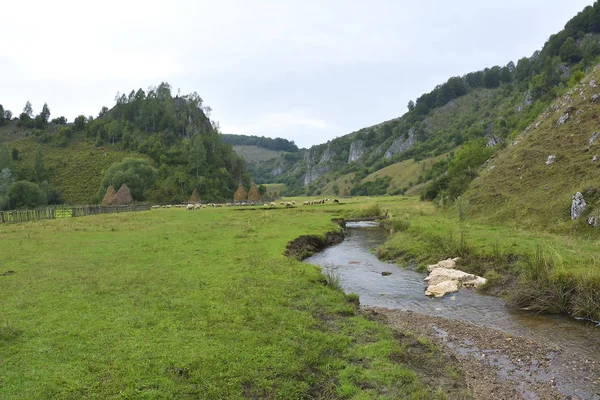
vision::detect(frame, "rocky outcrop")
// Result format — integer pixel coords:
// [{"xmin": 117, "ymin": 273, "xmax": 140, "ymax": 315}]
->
[
  {"xmin": 571, "ymin": 192, "xmax": 586, "ymax": 220},
  {"xmin": 384, "ymin": 127, "xmax": 416, "ymax": 159},
  {"xmin": 271, "ymin": 166, "xmax": 283, "ymax": 176},
  {"xmin": 557, "ymin": 113, "xmax": 570, "ymax": 125},
  {"xmin": 516, "ymin": 90, "xmax": 533, "ymax": 112},
  {"xmin": 348, "ymin": 140, "xmax": 365, "ymax": 163},
  {"xmin": 302, "ymin": 144, "xmax": 335, "ymax": 185},
  {"xmin": 424, "ymin": 257, "xmax": 487, "ymax": 298},
  {"xmin": 486, "ymin": 135, "xmax": 501, "ymax": 147}
]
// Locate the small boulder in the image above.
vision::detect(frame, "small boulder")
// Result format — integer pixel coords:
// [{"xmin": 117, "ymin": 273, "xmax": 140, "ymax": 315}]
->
[
  {"xmin": 425, "ymin": 280, "xmax": 460, "ymax": 298},
  {"xmin": 463, "ymin": 276, "xmax": 487, "ymax": 288},
  {"xmin": 571, "ymin": 192, "xmax": 587, "ymax": 220},
  {"xmin": 381, "ymin": 271, "xmax": 392, "ymax": 276},
  {"xmin": 557, "ymin": 113, "xmax": 570, "ymax": 125},
  {"xmin": 424, "ymin": 267, "xmax": 476, "ymax": 286},
  {"xmin": 592, "ymin": 94, "xmax": 600, "ymax": 103},
  {"xmin": 588, "ymin": 216, "xmax": 600, "ymax": 227},
  {"xmin": 426, "ymin": 257, "xmax": 460, "ymax": 272},
  {"xmin": 546, "ymin": 155, "xmax": 556, "ymax": 165},
  {"xmin": 591, "ymin": 80, "xmax": 597, "ymax": 89},
  {"xmin": 592, "ymin": 155, "xmax": 597, "ymax": 164}
]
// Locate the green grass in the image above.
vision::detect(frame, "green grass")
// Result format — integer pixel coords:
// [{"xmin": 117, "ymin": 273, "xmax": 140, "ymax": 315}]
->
[
  {"xmin": 0, "ymin": 204, "xmax": 467, "ymax": 399},
  {"xmin": 232, "ymin": 145, "xmax": 288, "ymax": 163},
  {"xmin": 7, "ymin": 137, "xmax": 145, "ymax": 204},
  {"xmin": 373, "ymin": 196, "xmax": 600, "ymax": 320}
]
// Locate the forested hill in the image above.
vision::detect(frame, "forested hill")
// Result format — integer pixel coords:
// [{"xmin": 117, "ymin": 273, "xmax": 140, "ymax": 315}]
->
[
  {"xmin": 0, "ymin": 83, "xmax": 250, "ymax": 208},
  {"xmin": 264, "ymin": 2, "xmax": 600, "ymax": 199},
  {"xmin": 222, "ymin": 134, "xmax": 299, "ymax": 152}
]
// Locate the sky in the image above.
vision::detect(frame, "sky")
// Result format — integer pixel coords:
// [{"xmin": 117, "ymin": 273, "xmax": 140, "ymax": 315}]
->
[{"xmin": 0, "ymin": 0, "xmax": 595, "ymax": 148}]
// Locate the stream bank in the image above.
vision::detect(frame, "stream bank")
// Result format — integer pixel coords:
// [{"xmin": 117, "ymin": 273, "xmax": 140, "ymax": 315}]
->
[{"xmin": 303, "ymin": 221, "xmax": 600, "ymax": 399}]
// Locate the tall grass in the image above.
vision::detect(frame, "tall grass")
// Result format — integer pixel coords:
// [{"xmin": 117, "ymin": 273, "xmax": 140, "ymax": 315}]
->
[{"xmin": 358, "ymin": 203, "xmax": 381, "ymax": 218}]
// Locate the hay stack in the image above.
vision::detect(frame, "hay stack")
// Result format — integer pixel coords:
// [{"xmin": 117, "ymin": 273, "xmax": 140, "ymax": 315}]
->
[
  {"xmin": 233, "ymin": 184, "xmax": 247, "ymax": 201},
  {"xmin": 110, "ymin": 183, "xmax": 134, "ymax": 205},
  {"xmin": 189, "ymin": 188, "xmax": 200, "ymax": 203},
  {"xmin": 102, "ymin": 185, "xmax": 116, "ymax": 205},
  {"xmin": 247, "ymin": 184, "xmax": 261, "ymax": 201}
]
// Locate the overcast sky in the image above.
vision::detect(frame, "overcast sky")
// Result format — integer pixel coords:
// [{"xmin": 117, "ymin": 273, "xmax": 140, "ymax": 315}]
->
[{"xmin": 1, "ymin": 0, "xmax": 594, "ymax": 148}]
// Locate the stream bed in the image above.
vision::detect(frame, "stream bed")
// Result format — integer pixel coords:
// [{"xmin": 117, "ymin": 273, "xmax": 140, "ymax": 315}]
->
[{"xmin": 304, "ymin": 221, "xmax": 600, "ymax": 399}]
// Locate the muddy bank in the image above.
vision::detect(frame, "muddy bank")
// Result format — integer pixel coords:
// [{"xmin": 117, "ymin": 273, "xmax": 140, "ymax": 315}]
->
[
  {"xmin": 285, "ymin": 230, "xmax": 345, "ymax": 260},
  {"xmin": 364, "ymin": 307, "xmax": 599, "ymax": 400}
]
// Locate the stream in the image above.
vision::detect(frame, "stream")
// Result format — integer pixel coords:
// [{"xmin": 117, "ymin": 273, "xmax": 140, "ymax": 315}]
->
[{"xmin": 304, "ymin": 221, "xmax": 600, "ymax": 399}]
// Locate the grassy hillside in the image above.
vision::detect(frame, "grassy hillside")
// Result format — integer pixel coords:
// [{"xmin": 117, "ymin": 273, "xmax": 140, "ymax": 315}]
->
[
  {"xmin": 233, "ymin": 145, "xmax": 287, "ymax": 163},
  {"xmin": 8, "ymin": 137, "xmax": 146, "ymax": 204},
  {"xmin": 467, "ymin": 64, "xmax": 600, "ymax": 235}
]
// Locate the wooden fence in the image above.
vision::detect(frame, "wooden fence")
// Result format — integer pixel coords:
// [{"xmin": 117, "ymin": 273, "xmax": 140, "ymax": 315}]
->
[{"xmin": 0, "ymin": 204, "xmax": 151, "ymax": 224}]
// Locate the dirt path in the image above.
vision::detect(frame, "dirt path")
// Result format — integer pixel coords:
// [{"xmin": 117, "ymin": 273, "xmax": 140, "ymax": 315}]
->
[{"xmin": 363, "ymin": 307, "xmax": 600, "ymax": 400}]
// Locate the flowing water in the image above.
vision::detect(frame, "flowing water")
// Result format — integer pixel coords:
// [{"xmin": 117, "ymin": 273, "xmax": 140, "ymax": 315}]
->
[{"xmin": 304, "ymin": 221, "xmax": 600, "ymax": 398}]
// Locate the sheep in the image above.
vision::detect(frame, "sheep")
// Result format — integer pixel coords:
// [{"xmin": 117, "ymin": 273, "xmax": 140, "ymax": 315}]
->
[
  {"xmin": 186, "ymin": 204, "xmax": 194, "ymax": 210},
  {"xmin": 269, "ymin": 202, "xmax": 277, "ymax": 208},
  {"xmin": 194, "ymin": 204, "xmax": 201, "ymax": 210}
]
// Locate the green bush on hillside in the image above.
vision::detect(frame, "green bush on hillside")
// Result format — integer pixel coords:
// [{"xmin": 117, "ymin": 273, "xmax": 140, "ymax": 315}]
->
[
  {"xmin": 6, "ymin": 180, "xmax": 47, "ymax": 209},
  {"xmin": 99, "ymin": 158, "xmax": 157, "ymax": 201}
]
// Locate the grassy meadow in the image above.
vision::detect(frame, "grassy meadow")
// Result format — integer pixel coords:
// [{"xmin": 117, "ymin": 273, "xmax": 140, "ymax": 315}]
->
[{"xmin": 0, "ymin": 202, "xmax": 468, "ymax": 399}]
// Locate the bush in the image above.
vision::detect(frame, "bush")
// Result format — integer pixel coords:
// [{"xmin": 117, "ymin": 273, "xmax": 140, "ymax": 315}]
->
[
  {"xmin": 6, "ymin": 181, "xmax": 47, "ymax": 209},
  {"xmin": 99, "ymin": 158, "xmax": 157, "ymax": 201}
]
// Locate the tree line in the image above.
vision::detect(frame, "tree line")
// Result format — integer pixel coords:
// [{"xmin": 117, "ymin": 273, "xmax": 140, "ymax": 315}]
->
[{"xmin": 221, "ymin": 134, "xmax": 299, "ymax": 152}]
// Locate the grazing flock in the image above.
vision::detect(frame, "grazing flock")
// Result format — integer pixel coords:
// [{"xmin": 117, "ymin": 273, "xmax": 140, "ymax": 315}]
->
[{"xmin": 151, "ymin": 198, "xmax": 338, "ymax": 210}]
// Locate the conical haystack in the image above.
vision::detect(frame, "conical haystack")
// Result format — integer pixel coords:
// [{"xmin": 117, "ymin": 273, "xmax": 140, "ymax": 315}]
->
[
  {"xmin": 110, "ymin": 183, "xmax": 134, "ymax": 205},
  {"xmin": 233, "ymin": 184, "xmax": 247, "ymax": 201},
  {"xmin": 247, "ymin": 184, "xmax": 261, "ymax": 201},
  {"xmin": 189, "ymin": 188, "xmax": 200, "ymax": 203},
  {"xmin": 102, "ymin": 185, "xmax": 116, "ymax": 205}
]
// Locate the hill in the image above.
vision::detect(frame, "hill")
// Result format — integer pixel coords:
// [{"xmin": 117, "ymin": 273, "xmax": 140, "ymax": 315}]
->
[
  {"xmin": 0, "ymin": 83, "xmax": 250, "ymax": 208},
  {"xmin": 263, "ymin": 3, "xmax": 600, "ymax": 199},
  {"xmin": 467, "ymin": 64, "xmax": 600, "ymax": 235}
]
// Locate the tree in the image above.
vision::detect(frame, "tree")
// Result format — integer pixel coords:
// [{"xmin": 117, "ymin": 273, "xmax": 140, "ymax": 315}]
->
[
  {"xmin": 407, "ymin": 100, "xmax": 415, "ymax": 111},
  {"xmin": 34, "ymin": 145, "xmax": 45, "ymax": 182},
  {"xmin": 51, "ymin": 116, "xmax": 67, "ymax": 124},
  {"xmin": 23, "ymin": 101, "xmax": 33, "ymax": 118},
  {"xmin": 188, "ymin": 134, "xmax": 206, "ymax": 177},
  {"xmin": 258, "ymin": 184, "xmax": 267, "ymax": 196},
  {"xmin": 4, "ymin": 109, "xmax": 12, "ymax": 120},
  {"xmin": 99, "ymin": 158, "xmax": 157, "ymax": 201},
  {"xmin": 40, "ymin": 103, "xmax": 51, "ymax": 123},
  {"xmin": 559, "ymin": 37, "xmax": 583, "ymax": 63},
  {"xmin": 0, "ymin": 144, "xmax": 10, "ymax": 169},
  {"xmin": 0, "ymin": 168, "xmax": 14, "ymax": 194},
  {"xmin": 7, "ymin": 181, "xmax": 47, "ymax": 209},
  {"xmin": 74, "ymin": 115, "xmax": 87, "ymax": 131},
  {"xmin": 0, "ymin": 104, "xmax": 4, "ymax": 126}
]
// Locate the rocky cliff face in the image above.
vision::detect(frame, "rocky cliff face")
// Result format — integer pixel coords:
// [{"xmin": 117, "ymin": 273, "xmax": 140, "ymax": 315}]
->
[
  {"xmin": 348, "ymin": 140, "xmax": 365, "ymax": 163},
  {"xmin": 302, "ymin": 144, "xmax": 336, "ymax": 185},
  {"xmin": 384, "ymin": 127, "xmax": 416, "ymax": 159}
]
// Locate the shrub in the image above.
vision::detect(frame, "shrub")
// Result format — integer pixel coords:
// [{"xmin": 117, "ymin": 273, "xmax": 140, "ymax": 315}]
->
[{"xmin": 6, "ymin": 181, "xmax": 47, "ymax": 209}]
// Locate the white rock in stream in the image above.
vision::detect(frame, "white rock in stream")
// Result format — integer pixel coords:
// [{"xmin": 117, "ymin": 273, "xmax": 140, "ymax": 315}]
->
[
  {"xmin": 425, "ymin": 280, "xmax": 460, "ymax": 298},
  {"xmin": 424, "ymin": 258, "xmax": 487, "ymax": 298},
  {"xmin": 425, "ymin": 268, "xmax": 477, "ymax": 286},
  {"xmin": 426, "ymin": 257, "xmax": 460, "ymax": 272}
]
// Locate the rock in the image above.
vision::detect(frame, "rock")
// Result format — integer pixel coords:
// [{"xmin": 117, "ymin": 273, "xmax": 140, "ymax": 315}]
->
[
  {"xmin": 589, "ymin": 132, "xmax": 600, "ymax": 147},
  {"xmin": 592, "ymin": 155, "xmax": 597, "ymax": 164},
  {"xmin": 592, "ymin": 94, "xmax": 599, "ymax": 103},
  {"xmin": 348, "ymin": 140, "xmax": 365, "ymax": 163},
  {"xmin": 513, "ymin": 140, "xmax": 520, "ymax": 146},
  {"xmin": 588, "ymin": 216, "xmax": 600, "ymax": 227},
  {"xmin": 591, "ymin": 80, "xmax": 597, "ymax": 89},
  {"xmin": 425, "ymin": 280, "xmax": 460, "ymax": 298},
  {"xmin": 576, "ymin": 109, "xmax": 584, "ymax": 116},
  {"xmin": 426, "ymin": 257, "xmax": 460, "ymax": 272},
  {"xmin": 557, "ymin": 113, "xmax": 570, "ymax": 125},
  {"xmin": 486, "ymin": 135, "xmax": 501, "ymax": 147},
  {"xmin": 463, "ymin": 276, "xmax": 487, "ymax": 288},
  {"xmin": 487, "ymin": 165, "xmax": 495, "ymax": 172},
  {"xmin": 384, "ymin": 127, "xmax": 416, "ymax": 159},
  {"xmin": 425, "ymin": 267, "xmax": 476, "ymax": 286},
  {"xmin": 546, "ymin": 155, "xmax": 556, "ymax": 165},
  {"xmin": 571, "ymin": 192, "xmax": 587, "ymax": 220},
  {"xmin": 381, "ymin": 271, "xmax": 392, "ymax": 276}
]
